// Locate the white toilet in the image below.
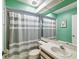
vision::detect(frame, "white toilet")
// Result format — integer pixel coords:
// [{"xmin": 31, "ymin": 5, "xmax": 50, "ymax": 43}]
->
[
  {"xmin": 28, "ymin": 49, "xmax": 40, "ymax": 59},
  {"xmin": 28, "ymin": 40, "xmax": 46, "ymax": 59}
]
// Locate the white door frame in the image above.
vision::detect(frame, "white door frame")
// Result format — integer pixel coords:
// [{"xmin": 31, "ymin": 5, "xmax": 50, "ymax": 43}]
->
[{"xmin": 72, "ymin": 15, "xmax": 77, "ymax": 46}]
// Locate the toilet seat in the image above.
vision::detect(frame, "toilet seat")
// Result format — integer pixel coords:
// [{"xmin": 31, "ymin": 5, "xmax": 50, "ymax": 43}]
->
[
  {"xmin": 29, "ymin": 49, "xmax": 40, "ymax": 59},
  {"xmin": 29, "ymin": 49, "xmax": 40, "ymax": 55}
]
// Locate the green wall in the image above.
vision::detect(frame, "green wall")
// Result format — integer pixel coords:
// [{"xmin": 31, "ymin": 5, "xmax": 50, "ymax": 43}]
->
[
  {"xmin": 56, "ymin": 7, "xmax": 77, "ymax": 43},
  {"xmin": 46, "ymin": 13, "xmax": 57, "ymax": 19},
  {"xmin": 6, "ymin": 0, "xmax": 36, "ymax": 13}
]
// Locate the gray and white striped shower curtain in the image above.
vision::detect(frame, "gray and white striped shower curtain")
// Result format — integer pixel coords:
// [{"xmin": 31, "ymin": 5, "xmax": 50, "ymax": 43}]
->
[
  {"xmin": 43, "ymin": 18, "xmax": 56, "ymax": 38},
  {"xmin": 8, "ymin": 11, "xmax": 40, "ymax": 59}
]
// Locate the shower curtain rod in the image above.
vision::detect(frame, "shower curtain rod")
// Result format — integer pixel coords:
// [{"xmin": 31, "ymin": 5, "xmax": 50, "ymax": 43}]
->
[{"xmin": 6, "ymin": 8, "xmax": 56, "ymax": 20}]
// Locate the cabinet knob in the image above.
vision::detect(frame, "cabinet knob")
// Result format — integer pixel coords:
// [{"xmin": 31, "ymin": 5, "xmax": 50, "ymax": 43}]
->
[{"xmin": 72, "ymin": 35, "xmax": 75, "ymax": 37}]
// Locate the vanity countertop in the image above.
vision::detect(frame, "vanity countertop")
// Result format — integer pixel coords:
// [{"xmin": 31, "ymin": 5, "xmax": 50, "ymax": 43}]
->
[{"xmin": 39, "ymin": 40, "xmax": 77, "ymax": 59}]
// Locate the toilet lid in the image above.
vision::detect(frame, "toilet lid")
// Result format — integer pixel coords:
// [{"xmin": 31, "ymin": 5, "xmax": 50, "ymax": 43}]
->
[{"xmin": 29, "ymin": 49, "xmax": 40, "ymax": 55}]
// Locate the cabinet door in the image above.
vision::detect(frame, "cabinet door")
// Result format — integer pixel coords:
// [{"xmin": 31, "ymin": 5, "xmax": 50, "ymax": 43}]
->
[
  {"xmin": 40, "ymin": 51, "xmax": 52, "ymax": 59},
  {"xmin": 40, "ymin": 56, "xmax": 45, "ymax": 59}
]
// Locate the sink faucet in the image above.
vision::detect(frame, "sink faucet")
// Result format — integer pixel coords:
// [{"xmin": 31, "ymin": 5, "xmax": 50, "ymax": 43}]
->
[{"xmin": 60, "ymin": 44, "xmax": 65, "ymax": 50}]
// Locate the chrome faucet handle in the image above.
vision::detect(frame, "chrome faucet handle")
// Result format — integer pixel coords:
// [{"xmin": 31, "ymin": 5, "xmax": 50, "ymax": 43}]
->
[{"xmin": 59, "ymin": 44, "xmax": 65, "ymax": 49}]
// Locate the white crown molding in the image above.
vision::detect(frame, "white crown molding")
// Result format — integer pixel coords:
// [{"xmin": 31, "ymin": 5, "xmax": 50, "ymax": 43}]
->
[
  {"xmin": 53, "ymin": 1, "xmax": 77, "ymax": 14},
  {"xmin": 36, "ymin": 0, "xmax": 53, "ymax": 13}
]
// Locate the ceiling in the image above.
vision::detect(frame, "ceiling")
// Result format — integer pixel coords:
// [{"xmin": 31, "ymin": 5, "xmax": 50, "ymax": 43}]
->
[
  {"xmin": 53, "ymin": 1, "xmax": 77, "ymax": 14},
  {"xmin": 18, "ymin": 0, "xmax": 64, "ymax": 13},
  {"xmin": 18, "ymin": 0, "xmax": 46, "ymax": 8},
  {"xmin": 6, "ymin": 0, "xmax": 77, "ymax": 15}
]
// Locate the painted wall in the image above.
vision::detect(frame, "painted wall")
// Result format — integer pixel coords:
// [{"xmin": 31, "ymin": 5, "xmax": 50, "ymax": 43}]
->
[
  {"xmin": 46, "ymin": 13, "xmax": 57, "ymax": 19},
  {"xmin": 6, "ymin": 0, "xmax": 36, "ymax": 13},
  {"xmin": 56, "ymin": 7, "xmax": 77, "ymax": 43}
]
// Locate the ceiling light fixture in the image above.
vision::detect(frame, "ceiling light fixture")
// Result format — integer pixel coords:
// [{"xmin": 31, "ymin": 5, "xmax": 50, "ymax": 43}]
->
[{"xmin": 32, "ymin": 0, "xmax": 37, "ymax": 5}]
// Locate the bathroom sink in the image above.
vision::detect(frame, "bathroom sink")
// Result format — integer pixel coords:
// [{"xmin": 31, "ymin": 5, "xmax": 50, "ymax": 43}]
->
[{"xmin": 51, "ymin": 46, "xmax": 72, "ymax": 57}]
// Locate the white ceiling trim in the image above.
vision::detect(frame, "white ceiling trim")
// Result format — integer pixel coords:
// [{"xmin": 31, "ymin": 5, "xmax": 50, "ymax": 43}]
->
[
  {"xmin": 39, "ymin": 0, "xmax": 64, "ymax": 14},
  {"xmin": 36, "ymin": 0, "xmax": 53, "ymax": 13},
  {"xmin": 53, "ymin": 1, "xmax": 77, "ymax": 14},
  {"xmin": 18, "ymin": 0, "xmax": 44, "ymax": 7}
]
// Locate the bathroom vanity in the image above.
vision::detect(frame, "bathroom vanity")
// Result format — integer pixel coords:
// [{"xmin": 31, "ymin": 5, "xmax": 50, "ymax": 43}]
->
[
  {"xmin": 40, "ymin": 49, "xmax": 55, "ymax": 59},
  {"xmin": 39, "ymin": 38, "xmax": 77, "ymax": 59}
]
